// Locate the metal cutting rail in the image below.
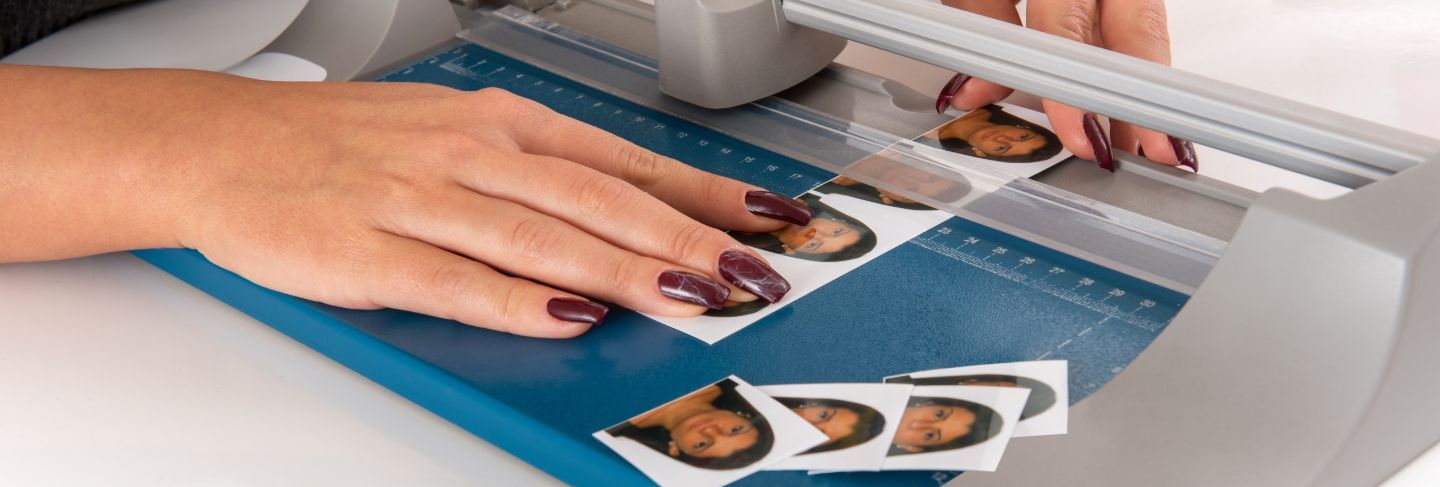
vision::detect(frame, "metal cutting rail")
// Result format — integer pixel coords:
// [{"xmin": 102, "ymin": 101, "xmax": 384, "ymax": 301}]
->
[{"xmin": 784, "ymin": 0, "xmax": 1440, "ymax": 188}]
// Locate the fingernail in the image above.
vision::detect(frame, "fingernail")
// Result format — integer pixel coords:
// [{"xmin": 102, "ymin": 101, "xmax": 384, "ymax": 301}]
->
[
  {"xmin": 745, "ymin": 191, "xmax": 812, "ymax": 226},
  {"xmin": 729, "ymin": 288, "xmax": 760, "ymax": 303},
  {"xmin": 935, "ymin": 73, "xmax": 972, "ymax": 114},
  {"xmin": 547, "ymin": 298, "xmax": 608, "ymax": 325},
  {"xmin": 717, "ymin": 250, "xmax": 791, "ymax": 304},
  {"xmin": 1083, "ymin": 113, "xmax": 1114, "ymax": 172},
  {"xmin": 1169, "ymin": 136, "xmax": 1199, "ymax": 173},
  {"xmin": 658, "ymin": 271, "xmax": 730, "ymax": 310}
]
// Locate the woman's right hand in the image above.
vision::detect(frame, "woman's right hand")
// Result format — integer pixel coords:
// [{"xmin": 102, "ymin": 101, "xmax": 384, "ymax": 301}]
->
[
  {"xmin": 936, "ymin": 0, "xmax": 1197, "ymax": 172},
  {"xmin": 0, "ymin": 66, "xmax": 812, "ymax": 338}
]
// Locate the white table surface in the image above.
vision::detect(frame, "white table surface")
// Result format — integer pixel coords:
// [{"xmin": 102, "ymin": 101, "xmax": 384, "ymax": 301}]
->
[{"xmin": 3, "ymin": 1, "xmax": 1439, "ymax": 485}]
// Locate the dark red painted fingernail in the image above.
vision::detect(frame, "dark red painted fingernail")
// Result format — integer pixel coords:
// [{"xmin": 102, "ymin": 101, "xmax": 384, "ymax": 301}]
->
[
  {"xmin": 1083, "ymin": 113, "xmax": 1114, "ymax": 172},
  {"xmin": 935, "ymin": 73, "xmax": 972, "ymax": 114},
  {"xmin": 717, "ymin": 250, "xmax": 790, "ymax": 304},
  {"xmin": 658, "ymin": 271, "xmax": 730, "ymax": 310},
  {"xmin": 745, "ymin": 191, "xmax": 812, "ymax": 226},
  {"xmin": 1169, "ymin": 136, "xmax": 1199, "ymax": 173},
  {"xmin": 547, "ymin": 298, "xmax": 608, "ymax": 325}
]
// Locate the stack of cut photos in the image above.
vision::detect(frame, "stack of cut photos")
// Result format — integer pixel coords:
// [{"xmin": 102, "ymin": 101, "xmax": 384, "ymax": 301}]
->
[
  {"xmin": 593, "ymin": 361, "xmax": 1068, "ymax": 486},
  {"xmin": 650, "ymin": 102, "xmax": 1072, "ymax": 344}
]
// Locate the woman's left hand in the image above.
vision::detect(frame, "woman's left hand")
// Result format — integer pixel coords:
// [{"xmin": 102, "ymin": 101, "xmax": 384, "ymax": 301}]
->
[{"xmin": 935, "ymin": 0, "xmax": 1198, "ymax": 172}]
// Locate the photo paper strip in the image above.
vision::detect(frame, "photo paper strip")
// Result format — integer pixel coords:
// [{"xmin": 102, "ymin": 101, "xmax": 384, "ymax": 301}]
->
[
  {"xmin": 649, "ymin": 182, "xmax": 951, "ymax": 344},
  {"xmin": 885, "ymin": 360, "xmax": 1069, "ymax": 437},
  {"xmin": 920, "ymin": 102, "xmax": 1073, "ymax": 179},
  {"xmin": 756, "ymin": 383, "xmax": 913, "ymax": 472},
  {"xmin": 821, "ymin": 156, "xmax": 980, "ymax": 213},
  {"xmin": 594, "ymin": 376, "xmax": 826, "ymax": 487},
  {"xmin": 879, "ymin": 385, "xmax": 1030, "ymax": 472}
]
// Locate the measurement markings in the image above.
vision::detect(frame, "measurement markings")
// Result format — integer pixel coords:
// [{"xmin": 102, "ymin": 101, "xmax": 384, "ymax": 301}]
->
[{"xmin": 912, "ymin": 232, "xmax": 1171, "ymax": 332}]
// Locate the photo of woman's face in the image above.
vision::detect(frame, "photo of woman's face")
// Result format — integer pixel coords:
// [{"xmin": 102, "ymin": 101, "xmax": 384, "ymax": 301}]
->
[
  {"xmin": 893, "ymin": 403, "xmax": 976, "ymax": 452},
  {"xmin": 968, "ymin": 124, "xmax": 1046, "ymax": 158},
  {"xmin": 873, "ymin": 168, "xmax": 959, "ymax": 204},
  {"xmin": 670, "ymin": 410, "xmax": 759, "ymax": 458},
  {"xmin": 776, "ymin": 218, "xmax": 860, "ymax": 255},
  {"xmin": 931, "ymin": 105, "xmax": 1063, "ymax": 165},
  {"xmin": 791, "ymin": 404, "xmax": 859, "ymax": 445}
]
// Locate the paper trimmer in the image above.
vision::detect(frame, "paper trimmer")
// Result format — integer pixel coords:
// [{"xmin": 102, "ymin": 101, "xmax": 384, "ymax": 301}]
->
[{"xmin": 136, "ymin": 2, "xmax": 1440, "ymax": 485}]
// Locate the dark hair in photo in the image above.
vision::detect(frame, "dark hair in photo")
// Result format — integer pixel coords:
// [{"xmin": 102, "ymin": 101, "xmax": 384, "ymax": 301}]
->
[
  {"xmin": 938, "ymin": 105, "xmax": 1063, "ymax": 163},
  {"xmin": 704, "ymin": 299, "xmax": 770, "ymax": 317},
  {"xmin": 732, "ymin": 193, "xmax": 877, "ymax": 262},
  {"xmin": 774, "ymin": 397, "xmax": 888, "ymax": 455},
  {"xmin": 813, "ymin": 180, "xmax": 934, "ymax": 211},
  {"xmin": 887, "ymin": 396, "xmax": 1003, "ymax": 456},
  {"xmin": 887, "ymin": 374, "xmax": 1057, "ymax": 420},
  {"xmin": 605, "ymin": 379, "xmax": 775, "ymax": 470}
]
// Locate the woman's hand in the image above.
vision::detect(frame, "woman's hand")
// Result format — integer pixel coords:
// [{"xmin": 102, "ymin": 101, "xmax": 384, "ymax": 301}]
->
[
  {"xmin": 0, "ymin": 66, "xmax": 812, "ymax": 338},
  {"xmin": 935, "ymin": 0, "xmax": 1198, "ymax": 172}
]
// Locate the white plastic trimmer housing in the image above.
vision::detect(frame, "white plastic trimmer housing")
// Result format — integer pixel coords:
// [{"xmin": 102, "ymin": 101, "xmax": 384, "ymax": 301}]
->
[{"xmin": 658, "ymin": 0, "xmax": 1440, "ymax": 485}]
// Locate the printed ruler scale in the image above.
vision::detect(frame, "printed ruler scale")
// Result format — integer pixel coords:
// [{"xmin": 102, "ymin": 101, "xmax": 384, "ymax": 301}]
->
[
  {"xmin": 911, "ymin": 228, "xmax": 1176, "ymax": 333},
  {"xmin": 136, "ymin": 41, "xmax": 1190, "ymax": 486},
  {"xmin": 906, "ymin": 221, "xmax": 1183, "ymax": 396}
]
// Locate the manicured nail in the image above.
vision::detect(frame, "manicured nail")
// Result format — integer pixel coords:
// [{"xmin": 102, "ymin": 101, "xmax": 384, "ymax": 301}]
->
[
  {"xmin": 1169, "ymin": 136, "xmax": 1199, "ymax": 173},
  {"xmin": 1082, "ymin": 113, "xmax": 1114, "ymax": 172},
  {"xmin": 547, "ymin": 298, "xmax": 608, "ymax": 325},
  {"xmin": 717, "ymin": 250, "xmax": 791, "ymax": 304},
  {"xmin": 935, "ymin": 73, "xmax": 972, "ymax": 114},
  {"xmin": 658, "ymin": 271, "xmax": 730, "ymax": 310},
  {"xmin": 745, "ymin": 191, "xmax": 812, "ymax": 226}
]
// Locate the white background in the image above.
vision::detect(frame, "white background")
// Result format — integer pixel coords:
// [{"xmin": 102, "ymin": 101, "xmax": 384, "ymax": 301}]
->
[{"xmin": 3, "ymin": 0, "xmax": 1440, "ymax": 485}]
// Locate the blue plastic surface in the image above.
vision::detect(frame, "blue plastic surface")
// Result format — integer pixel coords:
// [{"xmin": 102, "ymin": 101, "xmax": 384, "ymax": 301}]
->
[{"xmin": 135, "ymin": 43, "xmax": 1187, "ymax": 486}]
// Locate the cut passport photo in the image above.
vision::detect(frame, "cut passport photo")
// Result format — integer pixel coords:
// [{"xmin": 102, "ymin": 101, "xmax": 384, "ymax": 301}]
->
[
  {"xmin": 880, "ymin": 385, "xmax": 1030, "ymax": 472},
  {"xmin": 920, "ymin": 102, "xmax": 1073, "ymax": 179},
  {"xmin": 647, "ymin": 181, "xmax": 951, "ymax": 344},
  {"xmin": 886, "ymin": 360, "xmax": 1069, "ymax": 437},
  {"xmin": 757, "ymin": 383, "xmax": 913, "ymax": 472},
  {"xmin": 594, "ymin": 376, "xmax": 826, "ymax": 486}
]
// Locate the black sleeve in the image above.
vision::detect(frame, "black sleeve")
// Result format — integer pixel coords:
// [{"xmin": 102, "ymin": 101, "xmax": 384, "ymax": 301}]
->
[{"xmin": 1, "ymin": 0, "xmax": 143, "ymax": 57}]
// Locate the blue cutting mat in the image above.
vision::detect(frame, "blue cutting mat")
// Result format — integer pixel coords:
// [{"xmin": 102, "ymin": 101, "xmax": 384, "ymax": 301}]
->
[{"xmin": 135, "ymin": 43, "xmax": 1186, "ymax": 486}]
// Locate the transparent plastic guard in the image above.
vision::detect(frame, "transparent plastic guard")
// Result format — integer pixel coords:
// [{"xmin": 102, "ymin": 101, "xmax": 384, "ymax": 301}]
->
[{"xmin": 461, "ymin": 6, "xmax": 1225, "ymax": 293}]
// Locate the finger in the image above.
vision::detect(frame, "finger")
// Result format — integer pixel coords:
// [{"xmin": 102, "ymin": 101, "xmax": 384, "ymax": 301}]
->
[
  {"xmin": 1112, "ymin": 119, "xmax": 1185, "ymax": 168},
  {"xmin": 385, "ymin": 187, "xmax": 736, "ymax": 315},
  {"xmin": 942, "ymin": 0, "xmax": 1022, "ymax": 20},
  {"xmin": 361, "ymin": 233, "xmax": 603, "ymax": 339},
  {"xmin": 453, "ymin": 153, "xmax": 790, "ymax": 303},
  {"xmin": 1110, "ymin": 120, "xmax": 1142, "ymax": 155},
  {"xmin": 945, "ymin": 76, "xmax": 1017, "ymax": 113},
  {"xmin": 1027, "ymin": 0, "xmax": 1113, "ymax": 169},
  {"xmin": 1099, "ymin": 0, "xmax": 1195, "ymax": 170},
  {"xmin": 1040, "ymin": 99, "xmax": 1113, "ymax": 171},
  {"xmin": 1027, "ymin": 0, "xmax": 1102, "ymax": 46},
  {"xmin": 1099, "ymin": 0, "xmax": 1171, "ymax": 66},
  {"xmin": 463, "ymin": 89, "xmax": 809, "ymax": 232},
  {"xmin": 938, "ymin": 0, "xmax": 1022, "ymax": 112}
]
